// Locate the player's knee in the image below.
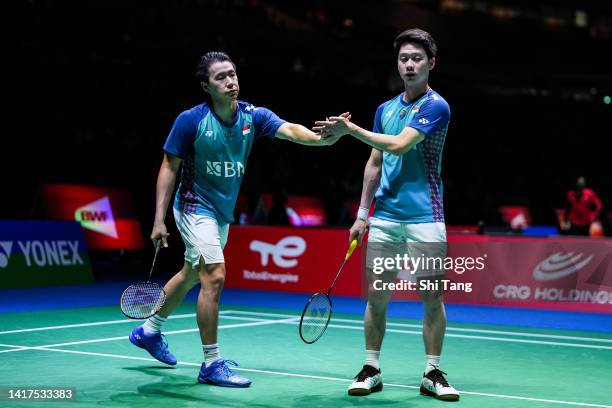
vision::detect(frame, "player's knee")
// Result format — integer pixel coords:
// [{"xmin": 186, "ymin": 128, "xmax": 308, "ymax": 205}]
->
[
  {"xmin": 200, "ymin": 263, "xmax": 226, "ymax": 291},
  {"xmin": 368, "ymin": 289, "xmax": 391, "ymax": 310},
  {"xmin": 421, "ymin": 290, "xmax": 444, "ymax": 312}
]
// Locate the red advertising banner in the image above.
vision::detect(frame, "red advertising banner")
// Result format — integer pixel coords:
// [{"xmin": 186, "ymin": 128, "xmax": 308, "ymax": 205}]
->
[
  {"xmin": 224, "ymin": 226, "xmax": 361, "ymax": 296},
  {"xmin": 225, "ymin": 227, "xmax": 612, "ymax": 313},
  {"xmin": 41, "ymin": 184, "xmax": 145, "ymax": 250},
  {"xmin": 378, "ymin": 235, "xmax": 612, "ymax": 313}
]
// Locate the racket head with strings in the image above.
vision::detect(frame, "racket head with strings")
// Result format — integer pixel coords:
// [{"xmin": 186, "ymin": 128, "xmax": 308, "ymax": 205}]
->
[
  {"xmin": 299, "ymin": 292, "xmax": 332, "ymax": 344},
  {"xmin": 120, "ymin": 282, "xmax": 167, "ymax": 319}
]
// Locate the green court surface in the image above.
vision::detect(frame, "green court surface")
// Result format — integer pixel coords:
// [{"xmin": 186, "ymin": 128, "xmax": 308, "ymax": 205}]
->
[{"xmin": 1, "ymin": 304, "xmax": 611, "ymax": 408}]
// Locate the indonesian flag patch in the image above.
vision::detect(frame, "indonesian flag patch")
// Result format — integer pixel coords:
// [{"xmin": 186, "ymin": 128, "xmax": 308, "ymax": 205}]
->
[{"xmin": 242, "ymin": 125, "xmax": 251, "ymax": 135}]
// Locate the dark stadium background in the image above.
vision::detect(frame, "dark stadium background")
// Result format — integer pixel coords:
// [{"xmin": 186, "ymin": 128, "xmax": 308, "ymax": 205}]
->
[{"xmin": 7, "ymin": 0, "xmax": 611, "ymax": 254}]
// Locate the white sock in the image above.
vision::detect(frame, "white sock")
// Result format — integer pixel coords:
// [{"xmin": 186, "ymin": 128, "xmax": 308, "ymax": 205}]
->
[
  {"xmin": 425, "ymin": 354, "xmax": 440, "ymax": 374},
  {"xmin": 203, "ymin": 344, "xmax": 221, "ymax": 367},
  {"xmin": 365, "ymin": 349, "xmax": 380, "ymax": 370},
  {"xmin": 142, "ymin": 314, "xmax": 166, "ymax": 335}
]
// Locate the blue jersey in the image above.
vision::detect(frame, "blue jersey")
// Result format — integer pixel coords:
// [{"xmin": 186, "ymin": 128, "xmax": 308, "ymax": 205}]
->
[
  {"xmin": 373, "ymin": 88, "xmax": 450, "ymax": 223},
  {"xmin": 163, "ymin": 100, "xmax": 285, "ymax": 225}
]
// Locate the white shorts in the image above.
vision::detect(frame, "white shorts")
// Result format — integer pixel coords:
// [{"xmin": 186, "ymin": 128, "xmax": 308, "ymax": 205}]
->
[
  {"xmin": 368, "ymin": 218, "xmax": 447, "ymax": 243},
  {"xmin": 173, "ymin": 208, "xmax": 229, "ymax": 267},
  {"xmin": 367, "ymin": 218, "xmax": 447, "ymax": 279}
]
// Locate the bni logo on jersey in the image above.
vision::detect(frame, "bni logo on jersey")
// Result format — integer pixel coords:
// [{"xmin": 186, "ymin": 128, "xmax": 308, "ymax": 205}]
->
[
  {"xmin": 206, "ymin": 161, "xmax": 245, "ymax": 178},
  {"xmin": 74, "ymin": 196, "xmax": 118, "ymax": 238}
]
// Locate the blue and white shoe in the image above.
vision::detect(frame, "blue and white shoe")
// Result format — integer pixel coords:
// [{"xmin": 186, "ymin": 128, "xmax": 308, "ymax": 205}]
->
[
  {"xmin": 198, "ymin": 359, "xmax": 252, "ymax": 387},
  {"xmin": 129, "ymin": 326, "xmax": 177, "ymax": 365}
]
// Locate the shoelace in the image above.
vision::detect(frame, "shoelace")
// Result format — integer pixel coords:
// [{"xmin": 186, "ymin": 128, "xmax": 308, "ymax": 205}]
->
[
  {"xmin": 218, "ymin": 359, "xmax": 239, "ymax": 377},
  {"xmin": 154, "ymin": 334, "xmax": 171, "ymax": 356},
  {"xmin": 427, "ymin": 369, "xmax": 450, "ymax": 387},
  {"xmin": 355, "ymin": 366, "xmax": 379, "ymax": 382}
]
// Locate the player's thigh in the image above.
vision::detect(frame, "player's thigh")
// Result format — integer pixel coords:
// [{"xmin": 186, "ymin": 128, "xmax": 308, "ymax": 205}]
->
[
  {"xmin": 366, "ymin": 217, "xmax": 405, "ymax": 305},
  {"xmin": 404, "ymin": 222, "xmax": 447, "ymax": 281},
  {"xmin": 173, "ymin": 208, "xmax": 227, "ymax": 270}
]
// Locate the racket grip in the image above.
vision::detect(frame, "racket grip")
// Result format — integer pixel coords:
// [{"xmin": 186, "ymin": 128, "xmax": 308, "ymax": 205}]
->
[{"xmin": 345, "ymin": 239, "xmax": 358, "ymax": 260}]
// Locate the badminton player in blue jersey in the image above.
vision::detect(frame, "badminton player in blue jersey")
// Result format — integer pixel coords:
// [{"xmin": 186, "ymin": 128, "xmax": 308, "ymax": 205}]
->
[
  {"xmin": 128, "ymin": 51, "xmax": 342, "ymax": 387},
  {"xmin": 315, "ymin": 29, "xmax": 459, "ymax": 401}
]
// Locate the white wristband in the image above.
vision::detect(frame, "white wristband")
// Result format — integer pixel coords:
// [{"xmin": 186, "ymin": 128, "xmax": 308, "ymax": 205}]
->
[{"xmin": 357, "ymin": 206, "xmax": 369, "ymax": 221}]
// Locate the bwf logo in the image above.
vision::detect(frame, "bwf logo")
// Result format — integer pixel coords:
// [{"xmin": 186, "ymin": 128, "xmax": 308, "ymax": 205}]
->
[
  {"xmin": 249, "ymin": 236, "xmax": 307, "ymax": 268},
  {"xmin": 74, "ymin": 196, "xmax": 118, "ymax": 238},
  {"xmin": 0, "ymin": 241, "xmax": 13, "ymax": 268},
  {"xmin": 206, "ymin": 161, "xmax": 245, "ymax": 178}
]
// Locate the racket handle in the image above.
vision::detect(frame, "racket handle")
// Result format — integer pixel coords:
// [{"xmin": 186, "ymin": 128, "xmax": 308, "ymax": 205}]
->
[{"xmin": 345, "ymin": 239, "xmax": 358, "ymax": 260}]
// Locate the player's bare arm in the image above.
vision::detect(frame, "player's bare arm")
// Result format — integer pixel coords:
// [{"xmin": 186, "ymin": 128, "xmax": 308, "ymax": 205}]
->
[
  {"xmin": 314, "ymin": 116, "xmax": 424, "ymax": 156},
  {"xmin": 350, "ymin": 149, "xmax": 382, "ymax": 245},
  {"xmin": 151, "ymin": 153, "xmax": 181, "ymax": 247}
]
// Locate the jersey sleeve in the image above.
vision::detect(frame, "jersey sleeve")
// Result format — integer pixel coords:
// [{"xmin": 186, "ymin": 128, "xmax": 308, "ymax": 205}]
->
[
  {"xmin": 252, "ymin": 107, "xmax": 287, "ymax": 140},
  {"xmin": 372, "ymin": 103, "xmax": 385, "ymax": 133},
  {"xmin": 163, "ymin": 109, "xmax": 200, "ymax": 159},
  {"xmin": 409, "ymin": 97, "xmax": 450, "ymax": 137}
]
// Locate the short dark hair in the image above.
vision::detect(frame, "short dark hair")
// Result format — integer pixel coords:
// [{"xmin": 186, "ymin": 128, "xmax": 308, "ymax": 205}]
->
[
  {"xmin": 393, "ymin": 29, "xmax": 437, "ymax": 60},
  {"xmin": 196, "ymin": 51, "xmax": 236, "ymax": 82}
]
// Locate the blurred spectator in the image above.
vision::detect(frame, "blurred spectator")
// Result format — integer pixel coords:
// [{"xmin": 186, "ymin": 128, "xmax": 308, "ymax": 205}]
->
[
  {"xmin": 268, "ymin": 191, "xmax": 290, "ymax": 225},
  {"xmin": 562, "ymin": 176, "xmax": 603, "ymax": 236}
]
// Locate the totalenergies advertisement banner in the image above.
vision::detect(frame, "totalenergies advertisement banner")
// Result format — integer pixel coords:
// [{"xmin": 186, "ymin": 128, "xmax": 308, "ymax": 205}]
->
[
  {"xmin": 0, "ymin": 221, "xmax": 94, "ymax": 288},
  {"xmin": 224, "ymin": 226, "xmax": 362, "ymax": 296},
  {"xmin": 224, "ymin": 227, "xmax": 612, "ymax": 313},
  {"xmin": 41, "ymin": 184, "xmax": 145, "ymax": 250}
]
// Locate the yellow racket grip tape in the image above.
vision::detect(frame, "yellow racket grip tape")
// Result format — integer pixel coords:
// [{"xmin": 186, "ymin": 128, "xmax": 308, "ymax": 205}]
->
[
  {"xmin": 345, "ymin": 220, "xmax": 368, "ymax": 260},
  {"xmin": 345, "ymin": 239, "xmax": 358, "ymax": 260}
]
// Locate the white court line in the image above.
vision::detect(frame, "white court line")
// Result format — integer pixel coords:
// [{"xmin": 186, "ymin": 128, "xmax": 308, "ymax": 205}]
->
[
  {"xmin": 3, "ymin": 307, "xmax": 611, "ymax": 345},
  {"xmin": 2, "ymin": 346, "xmax": 609, "ymax": 408},
  {"xmin": 223, "ymin": 310, "xmax": 612, "ymax": 344},
  {"xmin": 0, "ymin": 312, "xmax": 213, "ymax": 335},
  {"xmin": 222, "ymin": 311, "xmax": 612, "ymax": 350},
  {"xmin": 2, "ymin": 308, "xmax": 611, "ymax": 348},
  {"xmin": 5, "ymin": 312, "xmax": 608, "ymax": 352},
  {"xmin": 0, "ymin": 343, "xmax": 29, "ymax": 353},
  {"xmin": 0, "ymin": 317, "xmax": 300, "ymax": 351}
]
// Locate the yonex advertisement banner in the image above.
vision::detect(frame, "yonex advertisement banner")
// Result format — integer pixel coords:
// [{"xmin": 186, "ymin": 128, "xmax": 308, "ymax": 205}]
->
[
  {"xmin": 224, "ymin": 226, "xmax": 362, "ymax": 296},
  {"xmin": 41, "ymin": 184, "xmax": 145, "ymax": 250},
  {"xmin": 0, "ymin": 221, "xmax": 94, "ymax": 288}
]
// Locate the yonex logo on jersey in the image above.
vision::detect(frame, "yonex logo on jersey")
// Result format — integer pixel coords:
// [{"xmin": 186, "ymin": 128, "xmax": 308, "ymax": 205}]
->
[
  {"xmin": 205, "ymin": 130, "xmax": 214, "ymax": 137},
  {"xmin": 249, "ymin": 236, "xmax": 307, "ymax": 268},
  {"xmin": 418, "ymin": 118, "xmax": 430, "ymax": 125},
  {"xmin": 74, "ymin": 197, "xmax": 118, "ymax": 238},
  {"xmin": 0, "ymin": 241, "xmax": 13, "ymax": 268},
  {"xmin": 206, "ymin": 161, "xmax": 245, "ymax": 178},
  {"xmin": 385, "ymin": 110, "xmax": 394, "ymax": 117}
]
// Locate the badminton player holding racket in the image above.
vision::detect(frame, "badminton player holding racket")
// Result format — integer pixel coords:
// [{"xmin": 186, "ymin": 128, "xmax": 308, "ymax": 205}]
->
[
  {"xmin": 128, "ymin": 51, "xmax": 343, "ymax": 387},
  {"xmin": 315, "ymin": 29, "xmax": 459, "ymax": 401}
]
